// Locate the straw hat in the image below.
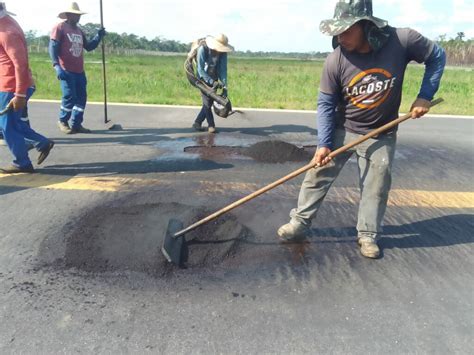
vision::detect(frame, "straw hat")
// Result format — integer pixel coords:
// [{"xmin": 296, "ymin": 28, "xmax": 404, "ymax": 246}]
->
[
  {"xmin": 58, "ymin": 2, "xmax": 87, "ymax": 19},
  {"xmin": 0, "ymin": 2, "xmax": 16, "ymax": 16},
  {"xmin": 206, "ymin": 34, "xmax": 234, "ymax": 53}
]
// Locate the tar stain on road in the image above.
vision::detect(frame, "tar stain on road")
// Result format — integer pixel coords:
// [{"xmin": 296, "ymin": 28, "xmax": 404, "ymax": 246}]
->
[{"xmin": 183, "ymin": 139, "xmax": 315, "ymax": 163}]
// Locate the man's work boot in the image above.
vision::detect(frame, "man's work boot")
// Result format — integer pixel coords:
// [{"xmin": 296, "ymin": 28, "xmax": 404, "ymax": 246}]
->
[
  {"xmin": 192, "ymin": 122, "xmax": 203, "ymax": 132},
  {"xmin": 0, "ymin": 164, "xmax": 35, "ymax": 174},
  {"xmin": 58, "ymin": 121, "xmax": 72, "ymax": 134},
  {"xmin": 358, "ymin": 236, "xmax": 380, "ymax": 259},
  {"xmin": 277, "ymin": 221, "xmax": 311, "ymax": 242},
  {"xmin": 70, "ymin": 125, "xmax": 91, "ymax": 134},
  {"xmin": 37, "ymin": 140, "xmax": 55, "ymax": 165}
]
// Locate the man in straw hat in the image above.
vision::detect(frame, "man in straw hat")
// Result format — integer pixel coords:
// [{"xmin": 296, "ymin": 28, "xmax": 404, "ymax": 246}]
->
[
  {"xmin": 278, "ymin": 0, "xmax": 446, "ymax": 258},
  {"xmin": 49, "ymin": 2, "xmax": 105, "ymax": 134},
  {"xmin": 0, "ymin": 2, "xmax": 55, "ymax": 173},
  {"xmin": 192, "ymin": 34, "xmax": 233, "ymax": 134}
]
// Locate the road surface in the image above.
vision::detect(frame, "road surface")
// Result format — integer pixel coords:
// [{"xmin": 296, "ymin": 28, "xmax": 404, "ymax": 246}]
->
[{"xmin": 0, "ymin": 102, "xmax": 473, "ymax": 354}]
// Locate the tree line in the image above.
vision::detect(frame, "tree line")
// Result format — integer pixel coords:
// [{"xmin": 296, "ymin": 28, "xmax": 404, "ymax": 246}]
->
[
  {"xmin": 25, "ymin": 23, "xmax": 472, "ymax": 64},
  {"xmin": 25, "ymin": 23, "xmax": 189, "ymax": 54},
  {"xmin": 24, "ymin": 23, "xmax": 329, "ymax": 59},
  {"xmin": 436, "ymin": 32, "xmax": 473, "ymax": 66}
]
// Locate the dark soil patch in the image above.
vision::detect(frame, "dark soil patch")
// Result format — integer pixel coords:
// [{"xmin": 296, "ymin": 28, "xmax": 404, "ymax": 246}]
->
[
  {"xmin": 244, "ymin": 140, "xmax": 312, "ymax": 163},
  {"xmin": 64, "ymin": 202, "xmax": 252, "ymax": 275}
]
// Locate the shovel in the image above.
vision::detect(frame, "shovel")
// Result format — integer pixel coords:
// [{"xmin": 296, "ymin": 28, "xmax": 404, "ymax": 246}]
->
[
  {"xmin": 162, "ymin": 98, "xmax": 444, "ymax": 265},
  {"xmin": 99, "ymin": 0, "xmax": 121, "ymax": 131}
]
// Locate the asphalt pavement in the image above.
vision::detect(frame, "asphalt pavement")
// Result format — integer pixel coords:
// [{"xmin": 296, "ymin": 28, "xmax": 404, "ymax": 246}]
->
[{"xmin": 0, "ymin": 102, "xmax": 473, "ymax": 354}]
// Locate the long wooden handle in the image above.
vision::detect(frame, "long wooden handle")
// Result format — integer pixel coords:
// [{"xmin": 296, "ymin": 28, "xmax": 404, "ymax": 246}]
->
[
  {"xmin": 174, "ymin": 98, "xmax": 444, "ymax": 237},
  {"xmin": 100, "ymin": 0, "xmax": 109, "ymax": 124}
]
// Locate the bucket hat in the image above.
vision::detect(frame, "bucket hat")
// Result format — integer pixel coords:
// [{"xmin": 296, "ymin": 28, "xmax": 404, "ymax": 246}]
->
[
  {"xmin": 320, "ymin": 0, "xmax": 387, "ymax": 36},
  {"xmin": 58, "ymin": 2, "xmax": 87, "ymax": 20},
  {"xmin": 206, "ymin": 34, "xmax": 234, "ymax": 53}
]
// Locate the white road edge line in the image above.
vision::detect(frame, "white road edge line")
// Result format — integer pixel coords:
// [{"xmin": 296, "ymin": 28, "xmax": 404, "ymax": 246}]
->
[{"xmin": 29, "ymin": 99, "xmax": 474, "ymax": 119}]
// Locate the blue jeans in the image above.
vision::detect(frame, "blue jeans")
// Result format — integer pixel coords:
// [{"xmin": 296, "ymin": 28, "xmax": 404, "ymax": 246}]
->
[
  {"xmin": 290, "ymin": 129, "xmax": 397, "ymax": 240},
  {"xmin": 59, "ymin": 71, "xmax": 87, "ymax": 129},
  {"xmin": 0, "ymin": 89, "xmax": 50, "ymax": 168},
  {"xmin": 0, "ymin": 100, "xmax": 30, "ymax": 139},
  {"xmin": 194, "ymin": 92, "xmax": 216, "ymax": 128}
]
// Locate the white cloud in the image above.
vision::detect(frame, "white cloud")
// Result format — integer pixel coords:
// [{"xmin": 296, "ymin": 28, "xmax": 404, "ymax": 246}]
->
[
  {"xmin": 452, "ymin": 0, "xmax": 474, "ymax": 23},
  {"xmin": 12, "ymin": 0, "xmax": 336, "ymax": 51},
  {"xmin": 382, "ymin": 0, "xmax": 430, "ymax": 26},
  {"xmin": 466, "ymin": 28, "xmax": 474, "ymax": 38}
]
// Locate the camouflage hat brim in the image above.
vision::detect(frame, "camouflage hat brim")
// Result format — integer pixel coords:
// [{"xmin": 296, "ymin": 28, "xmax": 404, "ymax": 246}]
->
[{"xmin": 319, "ymin": 15, "xmax": 387, "ymax": 36}]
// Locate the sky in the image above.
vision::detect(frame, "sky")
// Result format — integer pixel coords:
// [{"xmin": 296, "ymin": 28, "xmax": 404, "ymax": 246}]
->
[{"xmin": 9, "ymin": 0, "xmax": 474, "ymax": 52}]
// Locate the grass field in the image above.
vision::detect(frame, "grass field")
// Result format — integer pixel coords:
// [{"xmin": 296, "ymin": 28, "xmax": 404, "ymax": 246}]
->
[{"xmin": 28, "ymin": 53, "xmax": 474, "ymax": 115}]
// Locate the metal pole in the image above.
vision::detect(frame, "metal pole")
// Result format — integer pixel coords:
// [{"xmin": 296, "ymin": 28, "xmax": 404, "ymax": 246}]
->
[{"xmin": 99, "ymin": 0, "xmax": 109, "ymax": 124}]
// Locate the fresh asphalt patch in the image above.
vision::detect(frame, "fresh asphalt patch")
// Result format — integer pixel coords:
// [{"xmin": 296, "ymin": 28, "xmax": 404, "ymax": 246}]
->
[
  {"xmin": 62, "ymin": 200, "xmax": 251, "ymax": 274},
  {"xmin": 244, "ymin": 140, "xmax": 313, "ymax": 163}
]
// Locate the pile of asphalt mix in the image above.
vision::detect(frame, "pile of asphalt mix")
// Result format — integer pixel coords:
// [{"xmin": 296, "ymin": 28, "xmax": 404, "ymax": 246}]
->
[
  {"xmin": 244, "ymin": 140, "xmax": 312, "ymax": 163},
  {"xmin": 64, "ymin": 202, "xmax": 251, "ymax": 275}
]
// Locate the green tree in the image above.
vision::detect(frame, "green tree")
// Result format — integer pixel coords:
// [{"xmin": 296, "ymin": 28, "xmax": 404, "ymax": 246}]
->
[
  {"xmin": 456, "ymin": 32, "xmax": 465, "ymax": 41},
  {"xmin": 81, "ymin": 22, "xmax": 102, "ymax": 38},
  {"xmin": 24, "ymin": 30, "xmax": 38, "ymax": 45}
]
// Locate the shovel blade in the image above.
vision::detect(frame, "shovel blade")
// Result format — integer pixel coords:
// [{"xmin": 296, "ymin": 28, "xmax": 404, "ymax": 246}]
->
[
  {"xmin": 161, "ymin": 219, "xmax": 186, "ymax": 266},
  {"xmin": 106, "ymin": 121, "xmax": 122, "ymax": 130}
]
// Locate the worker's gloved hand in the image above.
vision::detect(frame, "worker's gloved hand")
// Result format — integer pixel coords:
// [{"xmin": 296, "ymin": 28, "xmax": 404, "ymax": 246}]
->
[
  {"xmin": 211, "ymin": 80, "xmax": 222, "ymax": 92},
  {"xmin": 410, "ymin": 97, "xmax": 431, "ymax": 119},
  {"xmin": 11, "ymin": 96, "xmax": 27, "ymax": 112},
  {"xmin": 311, "ymin": 147, "xmax": 332, "ymax": 167},
  {"xmin": 97, "ymin": 27, "xmax": 106, "ymax": 39},
  {"xmin": 222, "ymin": 87, "xmax": 228, "ymax": 98},
  {"xmin": 54, "ymin": 65, "xmax": 68, "ymax": 80}
]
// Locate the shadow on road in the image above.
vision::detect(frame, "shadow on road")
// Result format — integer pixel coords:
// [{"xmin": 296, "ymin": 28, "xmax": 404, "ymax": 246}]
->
[
  {"xmin": 51, "ymin": 128, "xmax": 184, "ymax": 146},
  {"xmin": 310, "ymin": 214, "xmax": 474, "ymax": 249},
  {"xmin": 41, "ymin": 159, "xmax": 233, "ymax": 176},
  {"xmin": 380, "ymin": 214, "xmax": 474, "ymax": 249},
  {"xmin": 207, "ymin": 214, "xmax": 474, "ymax": 283},
  {"xmin": 49, "ymin": 124, "xmax": 318, "ymax": 146},
  {"xmin": 171, "ymin": 214, "xmax": 474, "ymax": 267}
]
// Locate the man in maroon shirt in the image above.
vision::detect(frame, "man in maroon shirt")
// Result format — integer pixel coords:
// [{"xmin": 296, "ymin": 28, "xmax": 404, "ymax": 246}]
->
[{"xmin": 49, "ymin": 2, "xmax": 105, "ymax": 134}]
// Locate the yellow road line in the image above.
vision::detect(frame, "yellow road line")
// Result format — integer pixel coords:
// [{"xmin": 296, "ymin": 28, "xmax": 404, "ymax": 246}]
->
[
  {"xmin": 388, "ymin": 190, "xmax": 474, "ymax": 209},
  {"xmin": 0, "ymin": 174, "xmax": 472, "ymax": 208},
  {"xmin": 0, "ymin": 173, "xmax": 161, "ymax": 191}
]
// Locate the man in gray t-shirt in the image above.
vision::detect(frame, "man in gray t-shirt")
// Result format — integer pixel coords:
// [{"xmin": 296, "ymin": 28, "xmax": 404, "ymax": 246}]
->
[
  {"xmin": 278, "ymin": 0, "xmax": 445, "ymax": 259},
  {"xmin": 321, "ymin": 26, "xmax": 434, "ymax": 134}
]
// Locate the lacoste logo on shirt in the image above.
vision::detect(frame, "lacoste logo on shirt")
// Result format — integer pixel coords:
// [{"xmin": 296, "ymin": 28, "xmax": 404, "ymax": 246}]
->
[{"xmin": 344, "ymin": 68, "xmax": 397, "ymax": 109}]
